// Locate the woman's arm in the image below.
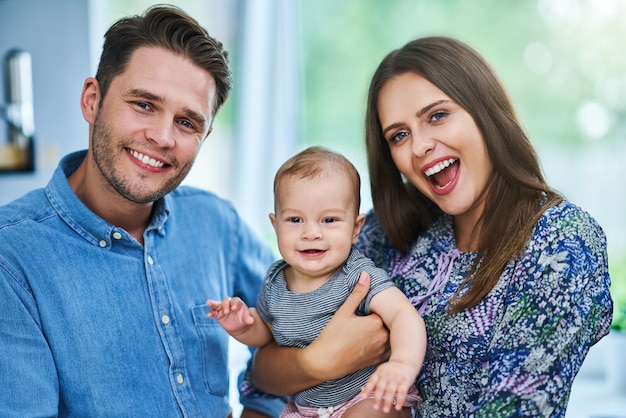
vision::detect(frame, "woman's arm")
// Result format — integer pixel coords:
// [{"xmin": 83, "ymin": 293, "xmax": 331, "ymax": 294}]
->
[{"xmin": 249, "ymin": 272, "xmax": 391, "ymax": 395}]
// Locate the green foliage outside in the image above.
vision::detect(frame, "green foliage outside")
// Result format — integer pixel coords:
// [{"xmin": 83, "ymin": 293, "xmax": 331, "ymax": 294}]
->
[
  {"xmin": 610, "ymin": 257, "xmax": 626, "ymax": 331},
  {"xmin": 298, "ymin": 0, "xmax": 626, "ymax": 151}
]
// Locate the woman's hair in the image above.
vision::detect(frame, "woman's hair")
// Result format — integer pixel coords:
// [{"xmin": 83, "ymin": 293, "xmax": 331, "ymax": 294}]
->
[
  {"xmin": 274, "ymin": 146, "xmax": 362, "ymax": 214},
  {"xmin": 365, "ymin": 36, "xmax": 562, "ymax": 312},
  {"xmin": 95, "ymin": 4, "xmax": 232, "ymax": 116}
]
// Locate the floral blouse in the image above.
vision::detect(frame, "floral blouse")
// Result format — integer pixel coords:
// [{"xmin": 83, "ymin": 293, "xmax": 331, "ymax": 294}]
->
[{"xmin": 355, "ymin": 201, "xmax": 612, "ymax": 417}]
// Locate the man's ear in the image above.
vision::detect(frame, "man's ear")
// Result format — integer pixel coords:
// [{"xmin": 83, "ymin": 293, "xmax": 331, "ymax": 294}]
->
[
  {"xmin": 352, "ymin": 213, "xmax": 366, "ymax": 244},
  {"xmin": 80, "ymin": 77, "xmax": 100, "ymax": 124}
]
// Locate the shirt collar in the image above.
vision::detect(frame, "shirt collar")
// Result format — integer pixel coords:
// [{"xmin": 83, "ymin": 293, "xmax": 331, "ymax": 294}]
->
[{"xmin": 45, "ymin": 150, "xmax": 170, "ymax": 245}]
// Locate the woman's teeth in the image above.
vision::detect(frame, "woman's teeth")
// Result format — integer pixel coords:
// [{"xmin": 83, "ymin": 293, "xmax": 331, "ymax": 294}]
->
[{"xmin": 424, "ymin": 158, "xmax": 457, "ymax": 177}]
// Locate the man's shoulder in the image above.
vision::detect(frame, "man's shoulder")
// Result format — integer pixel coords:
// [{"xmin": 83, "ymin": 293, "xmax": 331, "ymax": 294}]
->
[
  {"xmin": 169, "ymin": 185, "xmax": 233, "ymax": 207},
  {"xmin": 0, "ymin": 188, "xmax": 50, "ymax": 231},
  {"xmin": 166, "ymin": 186, "xmax": 248, "ymax": 234}
]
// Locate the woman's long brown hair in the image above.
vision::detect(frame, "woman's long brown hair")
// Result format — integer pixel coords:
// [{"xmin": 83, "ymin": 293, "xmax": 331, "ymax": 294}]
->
[{"xmin": 365, "ymin": 37, "xmax": 563, "ymax": 313}]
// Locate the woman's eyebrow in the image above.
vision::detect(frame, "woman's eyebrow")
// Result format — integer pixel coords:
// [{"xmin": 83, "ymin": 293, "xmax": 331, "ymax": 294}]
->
[
  {"xmin": 382, "ymin": 99, "xmax": 451, "ymax": 136},
  {"xmin": 416, "ymin": 99, "xmax": 451, "ymax": 118}
]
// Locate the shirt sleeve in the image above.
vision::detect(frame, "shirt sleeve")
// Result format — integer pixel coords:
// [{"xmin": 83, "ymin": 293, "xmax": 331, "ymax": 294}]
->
[
  {"xmin": 0, "ymin": 262, "xmax": 59, "ymax": 416},
  {"xmin": 474, "ymin": 205, "xmax": 613, "ymax": 417},
  {"xmin": 238, "ymin": 364, "xmax": 289, "ymax": 416},
  {"xmin": 230, "ymin": 213, "xmax": 276, "ymax": 309}
]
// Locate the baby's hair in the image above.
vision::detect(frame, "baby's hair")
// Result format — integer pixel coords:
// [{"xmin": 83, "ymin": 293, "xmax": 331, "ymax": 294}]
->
[{"xmin": 274, "ymin": 146, "xmax": 361, "ymax": 212}]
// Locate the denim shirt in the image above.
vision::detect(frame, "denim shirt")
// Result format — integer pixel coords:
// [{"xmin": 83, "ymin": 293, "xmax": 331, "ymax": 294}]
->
[{"xmin": 0, "ymin": 151, "xmax": 284, "ymax": 417}]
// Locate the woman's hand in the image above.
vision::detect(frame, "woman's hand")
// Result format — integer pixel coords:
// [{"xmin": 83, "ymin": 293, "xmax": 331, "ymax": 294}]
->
[{"xmin": 304, "ymin": 271, "xmax": 391, "ymax": 380}]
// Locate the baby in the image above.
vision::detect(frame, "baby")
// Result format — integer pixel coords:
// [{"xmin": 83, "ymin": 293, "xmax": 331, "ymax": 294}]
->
[{"xmin": 208, "ymin": 146, "xmax": 426, "ymax": 417}]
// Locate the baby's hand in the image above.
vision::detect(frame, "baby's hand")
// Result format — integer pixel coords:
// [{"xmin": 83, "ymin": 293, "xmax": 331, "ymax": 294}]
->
[
  {"xmin": 206, "ymin": 297, "xmax": 255, "ymax": 334},
  {"xmin": 361, "ymin": 360, "xmax": 418, "ymax": 413}
]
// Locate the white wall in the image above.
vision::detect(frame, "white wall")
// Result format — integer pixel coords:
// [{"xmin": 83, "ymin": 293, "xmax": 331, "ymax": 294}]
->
[{"xmin": 0, "ymin": 0, "xmax": 91, "ymax": 205}]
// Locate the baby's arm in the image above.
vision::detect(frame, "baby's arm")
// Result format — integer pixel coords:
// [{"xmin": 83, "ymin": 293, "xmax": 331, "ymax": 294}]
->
[
  {"xmin": 363, "ymin": 286, "xmax": 426, "ymax": 413},
  {"xmin": 207, "ymin": 297, "xmax": 273, "ymax": 347}
]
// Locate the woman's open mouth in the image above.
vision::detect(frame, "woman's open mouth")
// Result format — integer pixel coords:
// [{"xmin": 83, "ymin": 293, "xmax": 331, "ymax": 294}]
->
[{"xmin": 424, "ymin": 158, "xmax": 459, "ymax": 190}]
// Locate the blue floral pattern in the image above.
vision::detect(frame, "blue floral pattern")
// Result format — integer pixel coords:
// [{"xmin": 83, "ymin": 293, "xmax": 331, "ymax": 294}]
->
[{"xmin": 355, "ymin": 201, "xmax": 612, "ymax": 417}]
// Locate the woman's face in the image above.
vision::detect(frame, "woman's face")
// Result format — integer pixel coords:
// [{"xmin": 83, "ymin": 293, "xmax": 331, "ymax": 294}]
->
[{"xmin": 377, "ymin": 72, "xmax": 493, "ymax": 234}]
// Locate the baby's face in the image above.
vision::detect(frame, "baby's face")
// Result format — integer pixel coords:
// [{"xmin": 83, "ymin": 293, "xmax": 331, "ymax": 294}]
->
[{"xmin": 270, "ymin": 174, "xmax": 363, "ymax": 284}]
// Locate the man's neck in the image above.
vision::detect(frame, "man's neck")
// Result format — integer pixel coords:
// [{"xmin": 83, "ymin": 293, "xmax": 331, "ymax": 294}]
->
[{"xmin": 68, "ymin": 158, "xmax": 153, "ymax": 245}]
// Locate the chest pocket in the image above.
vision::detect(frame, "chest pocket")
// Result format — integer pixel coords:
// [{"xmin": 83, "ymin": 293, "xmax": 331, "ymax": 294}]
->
[{"xmin": 192, "ymin": 304, "xmax": 229, "ymax": 396}]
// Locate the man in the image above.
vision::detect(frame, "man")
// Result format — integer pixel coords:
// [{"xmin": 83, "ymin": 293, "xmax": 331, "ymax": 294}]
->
[{"xmin": 0, "ymin": 5, "xmax": 283, "ymax": 417}]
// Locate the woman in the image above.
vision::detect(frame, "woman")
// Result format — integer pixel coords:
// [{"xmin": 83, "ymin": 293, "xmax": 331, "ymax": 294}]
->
[{"xmin": 246, "ymin": 36, "xmax": 612, "ymax": 417}]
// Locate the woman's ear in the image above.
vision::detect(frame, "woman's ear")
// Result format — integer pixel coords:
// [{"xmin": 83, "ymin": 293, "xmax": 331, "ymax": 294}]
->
[{"xmin": 80, "ymin": 77, "xmax": 100, "ymax": 124}]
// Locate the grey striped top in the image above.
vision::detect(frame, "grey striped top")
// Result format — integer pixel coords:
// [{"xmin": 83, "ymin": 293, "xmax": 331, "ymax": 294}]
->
[{"xmin": 256, "ymin": 247, "xmax": 395, "ymax": 408}]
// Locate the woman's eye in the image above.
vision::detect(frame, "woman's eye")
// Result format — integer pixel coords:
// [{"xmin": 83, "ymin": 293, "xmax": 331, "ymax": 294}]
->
[
  {"xmin": 429, "ymin": 110, "xmax": 448, "ymax": 123},
  {"xmin": 389, "ymin": 131, "xmax": 408, "ymax": 144}
]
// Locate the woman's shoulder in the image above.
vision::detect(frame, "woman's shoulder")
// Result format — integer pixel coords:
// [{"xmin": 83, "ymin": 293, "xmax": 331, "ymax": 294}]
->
[
  {"xmin": 525, "ymin": 200, "xmax": 608, "ymax": 274},
  {"xmin": 537, "ymin": 200, "xmax": 606, "ymax": 244}
]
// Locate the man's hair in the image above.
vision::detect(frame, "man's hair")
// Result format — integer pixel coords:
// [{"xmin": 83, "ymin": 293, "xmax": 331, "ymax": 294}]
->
[
  {"xmin": 95, "ymin": 4, "xmax": 232, "ymax": 115},
  {"xmin": 274, "ymin": 146, "xmax": 362, "ymax": 213}
]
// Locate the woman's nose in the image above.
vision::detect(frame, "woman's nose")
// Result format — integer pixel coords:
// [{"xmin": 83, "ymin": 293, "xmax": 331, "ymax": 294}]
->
[{"xmin": 411, "ymin": 131, "xmax": 435, "ymax": 158}]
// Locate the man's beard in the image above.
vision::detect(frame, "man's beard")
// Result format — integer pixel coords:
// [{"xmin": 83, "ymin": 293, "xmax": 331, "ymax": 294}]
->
[{"xmin": 91, "ymin": 114, "xmax": 192, "ymax": 204}]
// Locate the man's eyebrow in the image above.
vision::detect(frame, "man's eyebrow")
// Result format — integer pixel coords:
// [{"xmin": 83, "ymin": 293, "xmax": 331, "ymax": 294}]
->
[
  {"xmin": 125, "ymin": 88, "xmax": 163, "ymax": 103},
  {"xmin": 182, "ymin": 108, "xmax": 208, "ymax": 131},
  {"xmin": 125, "ymin": 88, "xmax": 208, "ymax": 130}
]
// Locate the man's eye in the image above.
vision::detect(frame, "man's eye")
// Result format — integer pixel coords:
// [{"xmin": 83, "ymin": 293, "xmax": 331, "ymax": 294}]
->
[
  {"xmin": 136, "ymin": 102, "xmax": 151, "ymax": 110},
  {"xmin": 177, "ymin": 119, "xmax": 195, "ymax": 129}
]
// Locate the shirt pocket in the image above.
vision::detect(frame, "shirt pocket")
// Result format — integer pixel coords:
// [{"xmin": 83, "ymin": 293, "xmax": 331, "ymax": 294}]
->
[{"xmin": 191, "ymin": 304, "xmax": 229, "ymax": 396}]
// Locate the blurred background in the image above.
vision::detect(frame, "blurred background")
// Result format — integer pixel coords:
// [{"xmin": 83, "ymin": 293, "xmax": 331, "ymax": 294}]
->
[{"xmin": 1, "ymin": 0, "xmax": 624, "ymax": 416}]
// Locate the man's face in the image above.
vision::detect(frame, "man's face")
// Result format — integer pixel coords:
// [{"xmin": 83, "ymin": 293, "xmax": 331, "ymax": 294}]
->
[{"xmin": 90, "ymin": 46, "xmax": 216, "ymax": 204}]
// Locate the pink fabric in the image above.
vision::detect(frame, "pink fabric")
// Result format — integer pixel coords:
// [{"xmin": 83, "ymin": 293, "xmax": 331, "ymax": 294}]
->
[{"xmin": 279, "ymin": 384, "xmax": 420, "ymax": 418}]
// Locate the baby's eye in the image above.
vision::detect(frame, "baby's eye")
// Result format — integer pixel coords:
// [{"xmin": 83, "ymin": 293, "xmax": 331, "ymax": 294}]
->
[
  {"xmin": 287, "ymin": 217, "xmax": 303, "ymax": 223},
  {"xmin": 322, "ymin": 218, "xmax": 337, "ymax": 223}
]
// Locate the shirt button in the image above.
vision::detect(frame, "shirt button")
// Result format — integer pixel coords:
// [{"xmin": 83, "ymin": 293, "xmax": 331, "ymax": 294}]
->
[
  {"xmin": 176, "ymin": 374, "xmax": 184, "ymax": 384},
  {"xmin": 147, "ymin": 256, "xmax": 154, "ymax": 265},
  {"xmin": 161, "ymin": 314, "xmax": 170, "ymax": 325},
  {"xmin": 99, "ymin": 240, "xmax": 107, "ymax": 247},
  {"xmin": 112, "ymin": 232, "xmax": 122, "ymax": 240}
]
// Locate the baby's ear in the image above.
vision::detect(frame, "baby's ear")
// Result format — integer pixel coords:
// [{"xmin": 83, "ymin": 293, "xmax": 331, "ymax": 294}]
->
[
  {"xmin": 268, "ymin": 213, "xmax": 276, "ymax": 227},
  {"xmin": 352, "ymin": 213, "xmax": 367, "ymax": 243}
]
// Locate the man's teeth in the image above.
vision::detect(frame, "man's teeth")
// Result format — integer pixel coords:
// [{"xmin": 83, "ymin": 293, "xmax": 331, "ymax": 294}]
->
[
  {"xmin": 424, "ymin": 158, "xmax": 456, "ymax": 177},
  {"xmin": 130, "ymin": 150, "xmax": 164, "ymax": 168}
]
